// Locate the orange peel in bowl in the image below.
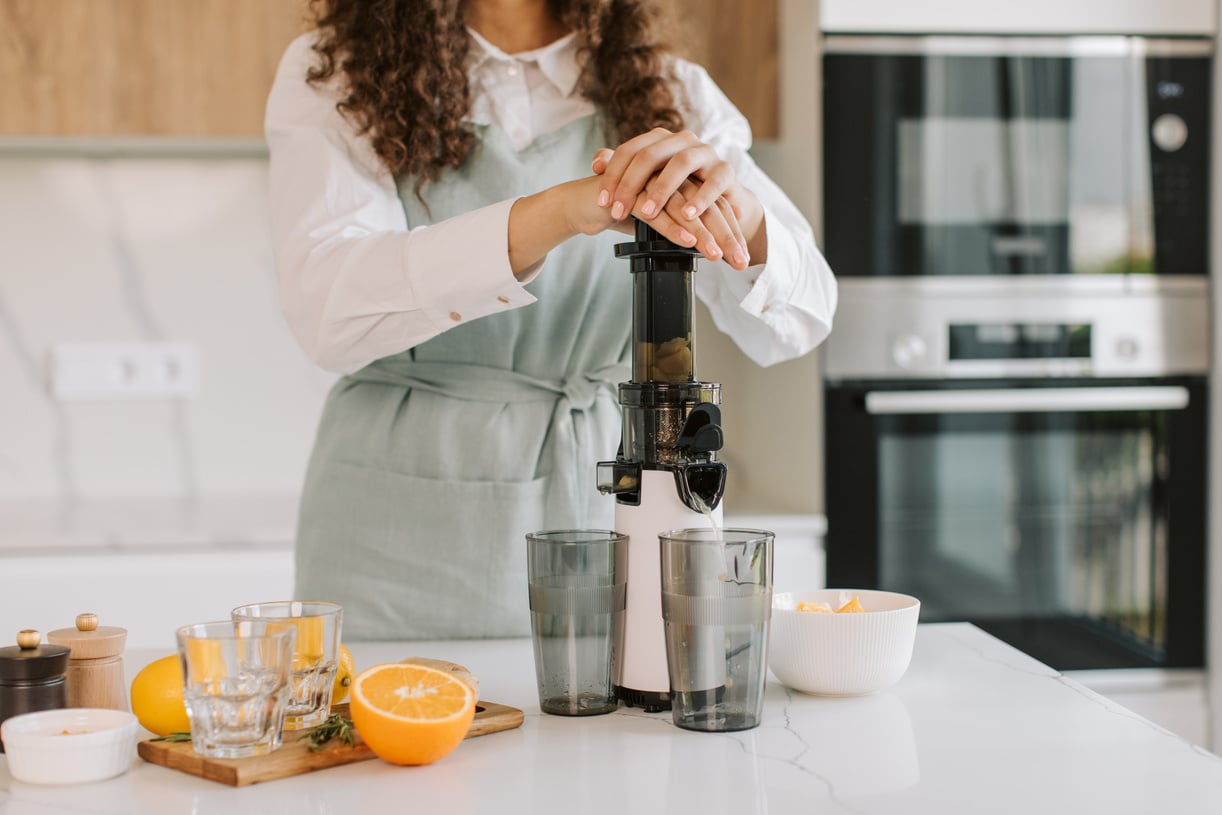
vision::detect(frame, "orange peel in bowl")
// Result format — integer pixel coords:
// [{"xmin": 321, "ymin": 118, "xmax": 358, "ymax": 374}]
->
[
  {"xmin": 796, "ymin": 601, "xmax": 834, "ymax": 613},
  {"xmin": 836, "ymin": 596, "xmax": 866, "ymax": 614}
]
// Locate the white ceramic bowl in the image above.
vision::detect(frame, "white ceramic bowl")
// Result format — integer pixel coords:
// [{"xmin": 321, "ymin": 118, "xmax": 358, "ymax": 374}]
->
[
  {"xmin": 769, "ymin": 589, "xmax": 920, "ymax": 696},
  {"xmin": 1, "ymin": 708, "xmax": 139, "ymax": 785}
]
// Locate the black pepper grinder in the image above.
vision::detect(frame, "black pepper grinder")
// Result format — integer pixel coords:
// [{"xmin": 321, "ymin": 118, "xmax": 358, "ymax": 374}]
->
[{"xmin": 0, "ymin": 629, "xmax": 70, "ymax": 753}]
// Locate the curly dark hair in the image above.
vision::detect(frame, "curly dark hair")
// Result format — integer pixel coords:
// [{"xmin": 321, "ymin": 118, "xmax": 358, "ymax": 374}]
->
[{"xmin": 306, "ymin": 0, "xmax": 685, "ymax": 187}]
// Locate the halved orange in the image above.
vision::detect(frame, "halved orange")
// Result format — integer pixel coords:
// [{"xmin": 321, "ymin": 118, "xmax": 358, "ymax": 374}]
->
[{"xmin": 349, "ymin": 662, "xmax": 476, "ymax": 766}]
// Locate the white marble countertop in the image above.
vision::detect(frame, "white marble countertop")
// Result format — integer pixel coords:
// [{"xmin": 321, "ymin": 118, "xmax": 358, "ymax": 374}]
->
[{"xmin": 2, "ymin": 623, "xmax": 1221, "ymax": 814}]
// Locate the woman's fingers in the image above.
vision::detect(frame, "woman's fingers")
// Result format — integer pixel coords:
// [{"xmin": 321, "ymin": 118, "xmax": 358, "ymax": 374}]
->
[
  {"xmin": 715, "ymin": 196, "xmax": 748, "ymax": 262},
  {"xmin": 631, "ymin": 201, "xmax": 698, "ymax": 249},
  {"xmin": 642, "ymin": 148, "xmax": 732, "ymax": 220},
  {"xmin": 606, "ymin": 131, "xmax": 703, "ymax": 219},
  {"xmin": 597, "ymin": 128, "xmax": 675, "ymax": 214},
  {"xmin": 671, "ymin": 181, "xmax": 750, "ymax": 269},
  {"xmin": 597, "ymin": 128, "xmax": 742, "ymax": 238},
  {"xmin": 590, "ymin": 148, "xmax": 615, "ymax": 175}
]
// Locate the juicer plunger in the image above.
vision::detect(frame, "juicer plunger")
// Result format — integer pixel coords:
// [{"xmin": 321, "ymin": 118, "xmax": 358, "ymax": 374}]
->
[{"xmin": 597, "ymin": 219, "xmax": 728, "ymax": 712}]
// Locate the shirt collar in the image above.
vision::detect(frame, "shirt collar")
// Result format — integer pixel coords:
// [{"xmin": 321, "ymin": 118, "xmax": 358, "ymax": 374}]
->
[{"xmin": 466, "ymin": 27, "xmax": 582, "ymax": 98}]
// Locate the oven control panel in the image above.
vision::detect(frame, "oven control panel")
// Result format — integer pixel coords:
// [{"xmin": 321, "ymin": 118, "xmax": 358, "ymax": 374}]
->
[{"xmin": 825, "ymin": 277, "xmax": 1209, "ymax": 380}]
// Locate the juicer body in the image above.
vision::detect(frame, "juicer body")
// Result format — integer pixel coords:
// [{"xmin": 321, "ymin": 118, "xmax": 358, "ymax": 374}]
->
[
  {"xmin": 614, "ymin": 470, "xmax": 723, "ymax": 710},
  {"xmin": 597, "ymin": 219, "xmax": 728, "ymax": 712}
]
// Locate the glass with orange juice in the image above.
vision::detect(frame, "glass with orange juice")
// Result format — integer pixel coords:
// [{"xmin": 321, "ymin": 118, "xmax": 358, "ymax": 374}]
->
[
  {"xmin": 230, "ymin": 601, "xmax": 343, "ymax": 730},
  {"xmin": 175, "ymin": 620, "xmax": 295, "ymax": 757}
]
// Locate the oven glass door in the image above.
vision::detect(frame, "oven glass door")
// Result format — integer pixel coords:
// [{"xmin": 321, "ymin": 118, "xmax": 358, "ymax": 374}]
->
[
  {"xmin": 825, "ymin": 378, "xmax": 1206, "ymax": 670},
  {"xmin": 823, "ymin": 41, "xmax": 1210, "ymax": 277}
]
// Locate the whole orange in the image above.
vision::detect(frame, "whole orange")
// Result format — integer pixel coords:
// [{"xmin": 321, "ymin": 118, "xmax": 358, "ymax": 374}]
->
[
  {"xmin": 349, "ymin": 662, "xmax": 475, "ymax": 766},
  {"xmin": 332, "ymin": 644, "xmax": 356, "ymax": 704},
  {"xmin": 129, "ymin": 654, "xmax": 190, "ymax": 737}
]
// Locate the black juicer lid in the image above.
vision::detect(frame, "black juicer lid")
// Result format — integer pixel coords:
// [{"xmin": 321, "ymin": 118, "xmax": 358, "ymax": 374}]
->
[
  {"xmin": 0, "ymin": 631, "xmax": 70, "ymax": 682},
  {"xmin": 614, "ymin": 219, "xmax": 701, "ymax": 271}
]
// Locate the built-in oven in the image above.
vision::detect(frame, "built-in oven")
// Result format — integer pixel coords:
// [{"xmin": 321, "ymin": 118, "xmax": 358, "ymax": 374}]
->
[
  {"xmin": 818, "ymin": 26, "xmax": 1213, "ymax": 672},
  {"xmin": 823, "ymin": 279, "xmax": 1209, "ymax": 670},
  {"xmin": 823, "ymin": 35, "xmax": 1211, "ymax": 279}
]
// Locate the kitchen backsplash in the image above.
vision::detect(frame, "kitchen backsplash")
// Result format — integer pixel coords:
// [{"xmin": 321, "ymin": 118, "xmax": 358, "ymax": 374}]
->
[
  {"xmin": 0, "ymin": 155, "xmax": 335, "ymax": 547},
  {"xmin": 0, "ymin": 146, "xmax": 824, "ymax": 550}
]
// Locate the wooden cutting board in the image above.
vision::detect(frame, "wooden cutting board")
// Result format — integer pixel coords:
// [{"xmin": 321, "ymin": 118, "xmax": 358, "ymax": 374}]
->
[{"xmin": 137, "ymin": 701, "xmax": 524, "ymax": 787}]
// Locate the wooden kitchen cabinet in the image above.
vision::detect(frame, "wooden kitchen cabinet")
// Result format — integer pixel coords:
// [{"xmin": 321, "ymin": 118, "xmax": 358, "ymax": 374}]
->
[
  {"xmin": 667, "ymin": 0, "xmax": 779, "ymax": 139},
  {"xmin": 0, "ymin": 0, "xmax": 308, "ymax": 136},
  {"xmin": 0, "ymin": 0, "xmax": 776, "ymax": 138}
]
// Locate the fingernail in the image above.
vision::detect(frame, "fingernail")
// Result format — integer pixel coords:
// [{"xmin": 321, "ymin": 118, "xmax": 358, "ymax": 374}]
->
[
  {"xmin": 683, "ymin": 205, "xmax": 698, "ymax": 220},
  {"xmin": 641, "ymin": 200, "xmax": 657, "ymax": 217},
  {"xmin": 679, "ymin": 230, "xmax": 697, "ymax": 245},
  {"xmin": 598, "ymin": 190, "xmax": 610, "ymax": 207},
  {"xmin": 611, "ymin": 201, "xmax": 625, "ymax": 220},
  {"xmin": 734, "ymin": 251, "xmax": 749, "ymax": 267},
  {"xmin": 705, "ymin": 241, "xmax": 722, "ymax": 259}
]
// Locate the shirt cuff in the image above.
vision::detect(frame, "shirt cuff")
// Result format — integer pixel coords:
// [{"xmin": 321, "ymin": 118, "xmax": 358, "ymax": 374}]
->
[
  {"xmin": 715, "ymin": 204, "xmax": 800, "ymax": 322},
  {"xmin": 403, "ymin": 198, "xmax": 538, "ymax": 332}
]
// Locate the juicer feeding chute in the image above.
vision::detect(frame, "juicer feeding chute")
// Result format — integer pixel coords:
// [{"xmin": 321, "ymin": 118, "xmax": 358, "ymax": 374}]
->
[{"xmin": 596, "ymin": 219, "xmax": 728, "ymax": 711}]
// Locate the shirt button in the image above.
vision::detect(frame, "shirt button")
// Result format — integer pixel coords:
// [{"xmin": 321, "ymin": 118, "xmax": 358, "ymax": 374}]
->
[
  {"xmin": 450, "ymin": 311, "xmax": 462, "ymax": 322},
  {"xmin": 497, "ymin": 295, "xmax": 510, "ymax": 304},
  {"xmin": 760, "ymin": 305, "xmax": 771, "ymax": 313},
  {"xmin": 506, "ymin": 64, "xmax": 520, "ymax": 77}
]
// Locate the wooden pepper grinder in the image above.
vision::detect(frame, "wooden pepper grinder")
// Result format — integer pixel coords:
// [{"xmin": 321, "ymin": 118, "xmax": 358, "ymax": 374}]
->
[{"xmin": 47, "ymin": 613, "xmax": 129, "ymax": 711}]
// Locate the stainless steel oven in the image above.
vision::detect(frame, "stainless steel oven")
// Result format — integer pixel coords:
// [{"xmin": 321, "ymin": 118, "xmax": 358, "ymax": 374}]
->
[
  {"xmin": 819, "ymin": 29, "xmax": 1213, "ymax": 672},
  {"xmin": 823, "ymin": 279, "xmax": 1209, "ymax": 670},
  {"xmin": 823, "ymin": 35, "xmax": 1212, "ymax": 279}
]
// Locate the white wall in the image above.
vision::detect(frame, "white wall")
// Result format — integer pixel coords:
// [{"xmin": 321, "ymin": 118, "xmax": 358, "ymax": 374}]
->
[
  {"xmin": 699, "ymin": 0, "xmax": 827, "ymax": 516},
  {"xmin": 0, "ymin": 153, "xmax": 334, "ymax": 550}
]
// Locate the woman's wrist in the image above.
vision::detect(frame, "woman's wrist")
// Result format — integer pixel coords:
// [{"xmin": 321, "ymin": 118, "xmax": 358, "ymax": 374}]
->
[{"xmin": 508, "ymin": 184, "xmax": 583, "ymax": 277}]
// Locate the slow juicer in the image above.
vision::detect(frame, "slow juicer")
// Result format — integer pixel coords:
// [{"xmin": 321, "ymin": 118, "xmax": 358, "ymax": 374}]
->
[{"xmin": 597, "ymin": 219, "xmax": 728, "ymax": 712}]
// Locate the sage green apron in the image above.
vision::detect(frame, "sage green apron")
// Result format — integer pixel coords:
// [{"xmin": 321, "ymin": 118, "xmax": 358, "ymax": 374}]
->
[{"xmin": 295, "ymin": 114, "xmax": 630, "ymax": 640}]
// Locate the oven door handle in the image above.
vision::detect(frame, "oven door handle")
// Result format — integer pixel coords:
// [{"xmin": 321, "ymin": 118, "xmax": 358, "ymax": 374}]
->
[{"xmin": 864, "ymin": 386, "xmax": 1191, "ymax": 415}]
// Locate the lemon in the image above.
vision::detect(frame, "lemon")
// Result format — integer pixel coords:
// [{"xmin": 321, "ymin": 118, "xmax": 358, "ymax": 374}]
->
[
  {"xmin": 130, "ymin": 654, "xmax": 190, "ymax": 737},
  {"xmin": 332, "ymin": 644, "xmax": 355, "ymax": 704}
]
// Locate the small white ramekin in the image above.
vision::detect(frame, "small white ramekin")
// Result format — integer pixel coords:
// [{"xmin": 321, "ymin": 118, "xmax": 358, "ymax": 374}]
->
[{"xmin": 1, "ymin": 708, "xmax": 139, "ymax": 785}]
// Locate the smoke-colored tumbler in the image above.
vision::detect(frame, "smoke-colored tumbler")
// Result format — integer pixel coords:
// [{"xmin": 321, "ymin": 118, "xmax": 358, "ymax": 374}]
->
[
  {"xmin": 660, "ymin": 528, "xmax": 773, "ymax": 732},
  {"xmin": 527, "ymin": 530, "xmax": 628, "ymax": 716}
]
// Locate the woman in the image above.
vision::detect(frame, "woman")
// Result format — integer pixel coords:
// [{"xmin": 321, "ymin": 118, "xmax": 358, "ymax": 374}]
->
[{"xmin": 266, "ymin": 0, "xmax": 837, "ymax": 639}]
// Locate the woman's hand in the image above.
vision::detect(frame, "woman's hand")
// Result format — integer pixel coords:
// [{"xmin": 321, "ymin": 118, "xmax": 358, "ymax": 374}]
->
[
  {"xmin": 509, "ymin": 176, "xmax": 639, "ymax": 274},
  {"xmin": 592, "ymin": 129, "xmax": 765, "ymax": 269}
]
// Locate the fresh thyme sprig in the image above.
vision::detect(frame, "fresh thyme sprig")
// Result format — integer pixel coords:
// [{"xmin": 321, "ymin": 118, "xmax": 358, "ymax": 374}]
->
[
  {"xmin": 302, "ymin": 713, "xmax": 356, "ymax": 751},
  {"xmin": 150, "ymin": 732, "xmax": 193, "ymax": 743}
]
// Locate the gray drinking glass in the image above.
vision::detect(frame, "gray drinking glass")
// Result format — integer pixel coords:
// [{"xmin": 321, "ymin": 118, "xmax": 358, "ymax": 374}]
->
[
  {"xmin": 527, "ymin": 530, "xmax": 628, "ymax": 716},
  {"xmin": 660, "ymin": 528, "xmax": 773, "ymax": 732}
]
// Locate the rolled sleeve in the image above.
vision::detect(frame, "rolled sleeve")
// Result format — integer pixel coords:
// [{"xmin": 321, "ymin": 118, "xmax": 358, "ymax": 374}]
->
[
  {"xmin": 673, "ymin": 58, "xmax": 838, "ymax": 367},
  {"xmin": 267, "ymin": 34, "xmax": 537, "ymax": 374}
]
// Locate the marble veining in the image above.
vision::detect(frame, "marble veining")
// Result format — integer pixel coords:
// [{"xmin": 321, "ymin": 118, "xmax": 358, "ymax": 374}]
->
[
  {"xmin": 6, "ymin": 624, "xmax": 1217, "ymax": 815},
  {"xmin": 0, "ymin": 155, "xmax": 335, "ymax": 548},
  {"xmin": 93, "ymin": 163, "xmax": 199, "ymax": 502},
  {"xmin": 945, "ymin": 626, "xmax": 1210, "ymax": 758}
]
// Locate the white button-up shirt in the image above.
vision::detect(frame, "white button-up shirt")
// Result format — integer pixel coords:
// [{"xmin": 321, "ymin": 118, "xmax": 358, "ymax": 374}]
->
[{"xmin": 266, "ymin": 29, "xmax": 837, "ymax": 374}]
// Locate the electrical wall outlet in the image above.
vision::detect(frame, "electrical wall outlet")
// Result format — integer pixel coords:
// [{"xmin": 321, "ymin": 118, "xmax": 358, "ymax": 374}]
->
[{"xmin": 49, "ymin": 341, "xmax": 200, "ymax": 401}]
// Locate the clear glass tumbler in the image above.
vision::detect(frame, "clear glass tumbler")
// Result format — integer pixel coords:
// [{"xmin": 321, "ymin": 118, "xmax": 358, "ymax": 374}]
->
[
  {"xmin": 659, "ymin": 528, "xmax": 773, "ymax": 732},
  {"xmin": 230, "ymin": 601, "xmax": 343, "ymax": 730},
  {"xmin": 175, "ymin": 620, "xmax": 295, "ymax": 758},
  {"xmin": 527, "ymin": 530, "xmax": 628, "ymax": 716}
]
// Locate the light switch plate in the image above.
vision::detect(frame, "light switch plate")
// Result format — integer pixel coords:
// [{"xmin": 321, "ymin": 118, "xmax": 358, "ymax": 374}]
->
[{"xmin": 49, "ymin": 341, "xmax": 200, "ymax": 401}]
